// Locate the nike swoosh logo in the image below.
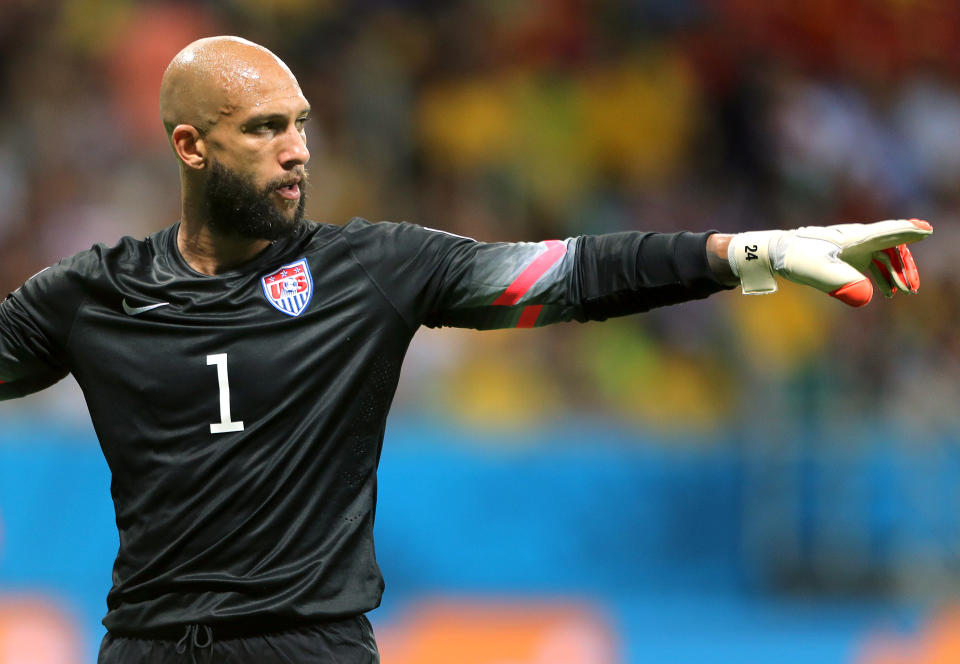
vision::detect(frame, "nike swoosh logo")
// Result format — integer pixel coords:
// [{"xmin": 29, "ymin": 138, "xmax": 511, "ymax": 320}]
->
[{"xmin": 122, "ymin": 299, "xmax": 170, "ymax": 316}]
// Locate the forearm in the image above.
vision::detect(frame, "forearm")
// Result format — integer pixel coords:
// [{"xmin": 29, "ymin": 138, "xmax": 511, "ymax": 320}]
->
[{"xmin": 575, "ymin": 230, "xmax": 734, "ymax": 320}]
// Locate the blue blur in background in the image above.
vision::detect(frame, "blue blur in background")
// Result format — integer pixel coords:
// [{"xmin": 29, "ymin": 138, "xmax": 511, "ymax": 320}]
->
[{"xmin": 0, "ymin": 416, "xmax": 942, "ymax": 664}]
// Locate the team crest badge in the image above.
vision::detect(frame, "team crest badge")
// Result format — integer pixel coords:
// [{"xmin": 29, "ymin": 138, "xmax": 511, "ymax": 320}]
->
[{"xmin": 261, "ymin": 258, "xmax": 313, "ymax": 317}]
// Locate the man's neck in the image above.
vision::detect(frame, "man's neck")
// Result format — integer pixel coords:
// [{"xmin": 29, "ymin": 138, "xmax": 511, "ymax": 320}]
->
[{"xmin": 176, "ymin": 219, "xmax": 271, "ymax": 276}]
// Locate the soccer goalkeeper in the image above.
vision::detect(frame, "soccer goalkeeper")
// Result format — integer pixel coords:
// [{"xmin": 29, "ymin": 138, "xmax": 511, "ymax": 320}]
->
[{"xmin": 0, "ymin": 36, "xmax": 932, "ymax": 664}]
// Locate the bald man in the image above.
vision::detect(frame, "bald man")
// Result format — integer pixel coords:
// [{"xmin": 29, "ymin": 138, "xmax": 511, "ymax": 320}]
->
[
  {"xmin": 0, "ymin": 36, "xmax": 932, "ymax": 663},
  {"xmin": 159, "ymin": 36, "xmax": 311, "ymax": 274}
]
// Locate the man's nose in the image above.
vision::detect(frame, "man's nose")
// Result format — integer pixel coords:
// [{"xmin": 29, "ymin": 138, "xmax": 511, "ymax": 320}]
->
[{"xmin": 279, "ymin": 126, "xmax": 310, "ymax": 168}]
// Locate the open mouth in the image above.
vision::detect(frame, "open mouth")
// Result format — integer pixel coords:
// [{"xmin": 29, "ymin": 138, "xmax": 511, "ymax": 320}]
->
[{"xmin": 276, "ymin": 181, "xmax": 301, "ymax": 200}]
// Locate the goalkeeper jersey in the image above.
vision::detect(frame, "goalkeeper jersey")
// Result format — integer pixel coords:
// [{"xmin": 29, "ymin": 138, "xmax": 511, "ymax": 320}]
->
[{"xmin": 0, "ymin": 218, "xmax": 726, "ymax": 635}]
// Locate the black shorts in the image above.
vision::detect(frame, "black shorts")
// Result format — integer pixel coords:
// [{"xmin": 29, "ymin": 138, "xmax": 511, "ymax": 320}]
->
[{"xmin": 98, "ymin": 615, "xmax": 379, "ymax": 664}]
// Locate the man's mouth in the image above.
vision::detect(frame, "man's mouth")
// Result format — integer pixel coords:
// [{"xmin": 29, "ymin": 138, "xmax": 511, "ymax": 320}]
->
[
  {"xmin": 276, "ymin": 180, "xmax": 301, "ymax": 200},
  {"xmin": 277, "ymin": 176, "xmax": 303, "ymax": 201}
]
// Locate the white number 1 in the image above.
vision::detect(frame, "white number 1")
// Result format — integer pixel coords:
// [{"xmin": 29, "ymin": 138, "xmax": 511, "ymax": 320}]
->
[{"xmin": 207, "ymin": 353, "xmax": 245, "ymax": 434}]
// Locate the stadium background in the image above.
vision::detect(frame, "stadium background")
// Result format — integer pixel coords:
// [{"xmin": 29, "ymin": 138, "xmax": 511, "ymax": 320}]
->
[{"xmin": 1, "ymin": 0, "xmax": 959, "ymax": 662}]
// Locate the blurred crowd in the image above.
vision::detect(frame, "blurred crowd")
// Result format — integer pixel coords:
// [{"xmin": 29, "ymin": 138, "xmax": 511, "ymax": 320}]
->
[{"xmin": 1, "ymin": 0, "xmax": 959, "ymax": 437}]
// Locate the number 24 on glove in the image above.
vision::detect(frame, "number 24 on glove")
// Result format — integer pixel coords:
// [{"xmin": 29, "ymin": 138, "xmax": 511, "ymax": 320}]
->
[{"xmin": 729, "ymin": 218, "xmax": 933, "ymax": 307}]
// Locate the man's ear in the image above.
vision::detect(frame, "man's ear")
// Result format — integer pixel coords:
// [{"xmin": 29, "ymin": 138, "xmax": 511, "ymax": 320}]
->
[{"xmin": 171, "ymin": 124, "xmax": 206, "ymax": 169}]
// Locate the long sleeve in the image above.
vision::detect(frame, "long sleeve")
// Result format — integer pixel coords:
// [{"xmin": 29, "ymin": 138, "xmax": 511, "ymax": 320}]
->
[{"xmin": 340, "ymin": 218, "xmax": 731, "ymax": 331}]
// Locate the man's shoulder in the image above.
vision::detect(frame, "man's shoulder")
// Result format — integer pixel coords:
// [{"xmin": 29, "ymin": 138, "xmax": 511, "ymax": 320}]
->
[
  {"xmin": 20, "ymin": 225, "xmax": 173, "ymax": 298},
  {"xmin": 328, "ymin": 216, "xmax": 385, "ymax": 236},
  {"xmin": 300, "ymin": 217, "xmax": 404, "ymax": 254},
  {"xmin": 69, "ymin": 225, "xmax": 171, "ymax": 277},
  {"xmin": 333, "ymin": 217, "xmax": 474, "ymax": 247}
]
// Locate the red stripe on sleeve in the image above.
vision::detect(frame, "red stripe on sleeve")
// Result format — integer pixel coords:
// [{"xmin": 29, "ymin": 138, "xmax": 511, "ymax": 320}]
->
[
  {"xmin": 516, "ymin": 305, "xmax": 543, "ymax": 328},
  {"xmin": 492, "ymin": 240, "xmax": 567, "ymax": 306}
]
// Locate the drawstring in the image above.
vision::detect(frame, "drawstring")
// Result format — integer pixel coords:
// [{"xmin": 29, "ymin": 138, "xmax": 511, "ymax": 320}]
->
[{"xmin": 175, "ymin": 624, "xmax": 213, "ymax": 663}]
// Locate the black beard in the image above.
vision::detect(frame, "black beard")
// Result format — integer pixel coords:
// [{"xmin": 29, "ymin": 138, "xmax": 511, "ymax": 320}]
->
[{"xmin": 203, "ymin": 160, "xmax": 307, "ymax": 241}]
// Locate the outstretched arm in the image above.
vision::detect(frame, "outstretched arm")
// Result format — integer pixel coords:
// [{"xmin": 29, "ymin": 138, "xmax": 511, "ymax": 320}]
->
[
  {"xmin": 344, "ymin": 217, "xmax": 934, "ymax": 334},
  {"xmin": 424, "ymin": 230, "xmax": 731, "ymax": 329},
  {"xmin": 342, "ymin": 219, "xmax": 730, "ymax": 330},
  {"xmin": 424, "ymin": 218, "xmax": 933, "ymax": 328}
]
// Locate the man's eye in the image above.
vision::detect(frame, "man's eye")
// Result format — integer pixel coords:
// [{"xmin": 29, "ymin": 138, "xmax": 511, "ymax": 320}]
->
[
  {"xmin": 247, "ymin": 122, "xmax": 276, "ymax": 134},
  {"xmin": 296, "ymin": 117, "xmax": 311, "ymax": 129}
]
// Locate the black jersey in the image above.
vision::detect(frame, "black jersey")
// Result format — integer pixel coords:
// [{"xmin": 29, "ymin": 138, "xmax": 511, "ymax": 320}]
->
[{"xmin": 0, "ymin": 218, "xmax": 725, "ymax": 635}]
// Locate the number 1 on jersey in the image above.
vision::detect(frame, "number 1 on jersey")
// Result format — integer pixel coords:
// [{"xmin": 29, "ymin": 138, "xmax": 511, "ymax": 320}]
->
[{"xmin": 207, "ymin": 353, "xmax": 245, "ymax": 434}]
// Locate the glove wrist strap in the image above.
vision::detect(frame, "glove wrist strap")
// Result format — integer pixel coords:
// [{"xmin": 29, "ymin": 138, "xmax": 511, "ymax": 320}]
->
[{"xmin": 729, "ymin": 231, "xmax": 779, "ymax": 294}]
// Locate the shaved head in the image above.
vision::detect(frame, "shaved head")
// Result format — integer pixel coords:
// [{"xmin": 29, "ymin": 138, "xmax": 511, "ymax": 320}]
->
[
  {"xmin": 162, "ymin": 36, "xmax": 311, "ymax": 255},
  {"xmin": 160, "ymin": 36, "xmax": 301, "ymax": 139}
]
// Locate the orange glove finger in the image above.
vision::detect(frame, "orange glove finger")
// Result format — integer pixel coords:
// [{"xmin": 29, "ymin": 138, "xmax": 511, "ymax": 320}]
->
[
  {"xmin": 898, "ymin": 243, "xmax": 920, "ymax": 292},
  {"xmin": 878, "ymin": 244, "xmax": 920, "ymax": 293}
]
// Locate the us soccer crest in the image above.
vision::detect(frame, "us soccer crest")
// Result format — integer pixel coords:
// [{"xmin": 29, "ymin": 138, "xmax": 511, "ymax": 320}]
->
[{"xmin": 261, "ymin": 258, "xmax": 313, "ymax": 317}]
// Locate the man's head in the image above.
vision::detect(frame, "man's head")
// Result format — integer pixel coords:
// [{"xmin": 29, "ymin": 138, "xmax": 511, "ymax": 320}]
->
[{"xmin": 160, "ymin": 36, "xmax": 310, "ymax": 240}]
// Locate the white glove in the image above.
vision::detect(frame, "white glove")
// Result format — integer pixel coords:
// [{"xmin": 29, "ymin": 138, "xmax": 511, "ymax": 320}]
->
[{"xmin": 728, "ymin": 218, "xmax": 933, "ymax": 307}]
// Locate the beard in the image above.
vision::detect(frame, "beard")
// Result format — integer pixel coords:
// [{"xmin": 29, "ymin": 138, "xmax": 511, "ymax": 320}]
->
[{"xmin": 203, "ymin": 159, "xmax": 307, "ymax": 241}]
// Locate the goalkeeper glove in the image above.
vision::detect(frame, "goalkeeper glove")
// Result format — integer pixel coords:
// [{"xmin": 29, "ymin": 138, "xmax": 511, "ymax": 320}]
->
[{"xmin": 728, "ymin": 218, "xmax": 933, "ymax": 307}]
